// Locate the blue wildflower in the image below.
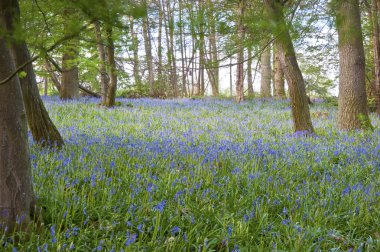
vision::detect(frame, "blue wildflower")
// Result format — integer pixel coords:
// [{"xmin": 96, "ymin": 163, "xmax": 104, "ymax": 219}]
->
[
  {"xmin": 125, "ymin": 232, "xmax": 137, "ymax": 246},
  {"xmin": 153, "ymin": 200, "xmax": 166, "ymax": 213},
  {"xmin": 171, "ymin": 226, "xmax": 181, "ymax": 235}
]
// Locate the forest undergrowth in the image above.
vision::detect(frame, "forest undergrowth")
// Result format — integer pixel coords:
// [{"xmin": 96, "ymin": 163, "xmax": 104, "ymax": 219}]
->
[{"xmin": 4, "ymin": 97, "xmax": 380, "ymax": 251}]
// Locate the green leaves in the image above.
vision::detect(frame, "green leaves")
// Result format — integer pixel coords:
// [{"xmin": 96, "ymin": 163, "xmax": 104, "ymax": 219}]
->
[{"xmin": 18, "ymin": 70, "xmax": 27, "ymax": 79}]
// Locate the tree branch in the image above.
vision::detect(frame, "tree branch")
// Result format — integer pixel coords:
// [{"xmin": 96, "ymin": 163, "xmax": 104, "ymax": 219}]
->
[{"xmin": 0, "ymin": 22, "xmax": 92, "ymax": 86}]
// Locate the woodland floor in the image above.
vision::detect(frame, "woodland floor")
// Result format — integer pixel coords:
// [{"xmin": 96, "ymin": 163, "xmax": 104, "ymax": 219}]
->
[{"xmin": 6, "ymin": 97, "xmax": 380, "ymax": 251}]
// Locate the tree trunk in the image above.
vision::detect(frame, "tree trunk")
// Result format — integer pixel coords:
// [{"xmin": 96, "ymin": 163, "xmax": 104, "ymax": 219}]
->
[
  {"xmin": 60, "ymin": 9, "xmax": 79, "ymax": 100},
  {"xmin": 168, "ymin": 3, "xmax": 179, "ymax": 97},
  {"xmin": 3, "ymin": 0, "xmax": 63, "ymax": 148},
  {"xmin": 273, "ymin": 43, "xmax": 286, "ymax": 99},
  {"xmin": 105, "ymin": 26, "xmax": 117, "ymax": 107},
  {"xmin": 45, "ymin": 58, "xmax": 62, "ymax": 92},
  {"xmin": 129, "ymin": 17, "xmax": 141, "ymax": 91},
  {"xmin": 235, "ymin": 0, "xmax": 245, "ymax": 103},
  {"xmin": 207, "ymin": 0, "xmax": 219, "ymax": 96},
  {"xmin": 162, "ymin": 0, "xmax": 175, "ymax": 96},
  {"xmin": 179, "ymin": 0, "xmax": 188, "ymax": 97},
  {"xmin": 335, "ymin": 0, "xmax": 372, "ymax": 130},
  {"xmin": 142, "ymin": 15, "xmax": 155, "ymax": 96},
  {"xmin": 263, "ymin": 0, "xmax": 313, "ymax": 133},
  {"xmin": 94, "ymin": 20, "xmax": 109, "ymax": 105},
  {"xmin": 198, "ymin": 0, "xmax": 206, "ymax": 96},
  {"xmin": 43, "ymin": 77, "xmax": 48, "ymax": 96},
  {"xmin": 371, "ymin": 0, "xmax": 380, "ymax": 115},
  {"xmin": 230, "ymin": 57, "xmax": 233, "ymax": 97},
  {"xmin": 260, "ymin": 42, "xmax": 272, "ymax": 97},
  {"xmin": 247, "ymin": 46, "xmax": 254, "ymax": 96},
  {"xmin": 0, "ymin": 37, "xmax": 35, "ymax": 233},
  {"xmin": 157, "ymin": 0, "xmax": 163, "ymax": 96}
]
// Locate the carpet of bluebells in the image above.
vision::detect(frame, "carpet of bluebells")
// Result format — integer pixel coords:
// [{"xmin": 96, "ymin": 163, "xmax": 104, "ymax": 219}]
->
[{"xmin": 4, "ymin": 97, "xmax": 380, "ymax": 251}]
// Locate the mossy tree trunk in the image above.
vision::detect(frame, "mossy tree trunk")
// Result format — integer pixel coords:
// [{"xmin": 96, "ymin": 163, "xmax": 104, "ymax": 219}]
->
[{"xmin": 335, "ymin": 0, "xmax": 372, "ymax": 130}]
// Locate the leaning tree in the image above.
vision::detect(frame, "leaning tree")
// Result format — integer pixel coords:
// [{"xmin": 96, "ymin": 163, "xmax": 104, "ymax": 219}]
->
[{"xmin": 263, "ymin": 0, "xmax": 314, "ymax": 133}]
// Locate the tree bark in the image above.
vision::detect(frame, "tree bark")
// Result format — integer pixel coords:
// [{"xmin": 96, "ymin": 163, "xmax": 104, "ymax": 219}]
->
[
  {"xmin": 235, "ymin": 0, "xmax": 245, "ymax": 103},
  {"xmin": 129, "ymin": 17, "xmax": 141, "ymax": 91},
  {"xmin": 44, "ymin": 77, "xmax": 48, "ymax": 96},
  {"xmin": 273, "ymin": 43, "xmax": 286, "ymax": 99},
  {"xmin": 179, "ymin": 0, "xmax": 188, "ymax": 97},
  {"xmin": 3, "ymin": 0, "xmax": 63, "ymax": 148},
  {"xmin": 260, "ymin": 42, "xmax": 272, "ymax": 97},
  {"xmin": 105, "ymin": 26, "xmax": 117, "ymax": 107},
  {"xmin": 207, "ymin": 0, "xmax": 219, "ymax": 96},
  {"xmin": 0, "ymin": 36, "xmax": 34, "ymax": 233},
  {"xmin": 60, "ymin": 9, "xmax": 79, "ymax": 100},
  {"xmin": 142, "ymin": 15, "xmax": 155, "ymax": 96},
  {"xmin": 370, "ymin": 0, "xmax": 380, "ymax": 115},
  {"xmin": 93, "ymin": 20, "xmax": 109, "ymax": 105},
  {"xmin": 197, "ymin": 0, "xmax": 206, "ymax": 96},
  {"xmin": 230, "ymin": 57, "xmax": 233, "ymax": 97},
  {"xmin": 44, "ymin": 58, "xmax": 62, "ymax": 91},
  {"xmin": 263, "ymin": 0, "xmax": 313, "ymax": 133},
  {"xmin": 162, "ymin": 0, "xmax": 178, "ymax": 97},
  {"xmin": 335, "ymin": 0, "xmax": 372, "ymax": 130},
  {"xmin": 157, "ymin": 0, "xmax": 164, "ymax": 96},
  {"xmin": 247, "ymin": 46, "xmax": 254, "ymax": 96}
]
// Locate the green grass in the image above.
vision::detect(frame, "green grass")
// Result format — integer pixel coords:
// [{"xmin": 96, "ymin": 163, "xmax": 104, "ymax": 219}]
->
[{"xmin": 3, "ymin": 97, "xmax": 380, "ymax": 251}]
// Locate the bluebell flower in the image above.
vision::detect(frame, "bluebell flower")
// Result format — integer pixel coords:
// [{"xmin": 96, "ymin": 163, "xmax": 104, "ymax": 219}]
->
[
  {"xmin": 153, "ymin": 200, "xmax": 166, "ymax": 213},
  {"xmin": 281, "ymin": 219, "xmax": 290, "ymax": 226},
  {"xmin": 227, "ymin": 225, "xmax": 233, "ymax": 236},
  {"xmin": 171, "ymin": 226, "xmax": 181, "ymax": 235},
  {"xmin": 137, "ymin": 223, "xmax": 144, "ymax": 233},
  {"xmin": 342, "ymin": 185, "xmax": 350, "ymax": 196},
  {"xmin": 125, "ymin": 232, "xmax": 137, "ymax": 246},
  {"xmin": 232, "ymin": 244, "xmax": 240, "ymax": 252}
]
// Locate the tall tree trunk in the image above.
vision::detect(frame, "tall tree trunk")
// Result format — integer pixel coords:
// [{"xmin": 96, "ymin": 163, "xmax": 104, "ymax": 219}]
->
[
  {"xmin": 142, "ymin": 15, "xmax": 155, "ymax": 96},
  {"xmin": 61, "ymin": 9, "xmax": 79, "ymax": 100},
  {"xmin": 247, "ymin": 46, "xmax": 254, "ymax": 96},
  {"xmin": 188, "ymin": 5, "xmax": 199, "ymax": 95},
  {"xmin": 93, "ymin": 20, "xmax": 109, "ymax": 105},
  {"xmin": 129, "ymin": 17, "xmax": 141, "ymax": 91},
  {"xmin": 0, "ymin": 36, "xmax": 34, "ymax": 233},
  {"xmin": 3, "ymin": 0, "xmax": 63, "ymax": 147},
  {"xmin": 335, "ymin": 0, "xmax": 372, "ymax": 130},
  {"xmin": 371, "ymin": 0, "xmax": 380, "ymax": 115},
  {"xmin": 207, "ymin": 0, "xmax": 219, "ymax": 96},
  {"xmin": 260, "ymin": 42, "xmax": 272, "ymax": 97},
  {"xmin": 263, "ymin": 0, "xmax": 313, "ymax": 133},
  {"xmin": 105, "ymin": 26, "xmax": 117, "ymax": 107},
  {"xmin": 168, "ymin": 2, "xmax": 179, "ymax": 97},
  {"xmin": 273, "ymin": 43, "xmax": 286, "ymax": 99},
  {"xmin": 235, "ymin": 0, "xmax": 245, "ymax": 103},
  {"xmin": 179, "ymin": 0, "xmax": 188, "ymax": 97},
  {"xmin": 198, "ymin": 0, "xmax": 206, "ymax": 96},
  {"xmin": 44, "ymin": 77, "xmax": 48, "ymax": 96},
  {"xmin": 163, "ymin": 0, "xmax": 175, "ymax": 96},
  {"xmin": 230, "ymin": 57, "xmax": 233, "ymax": 97},
  {"xmin": 157, "ymin": 0, "xmax": 163, "ymax": 96}
]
